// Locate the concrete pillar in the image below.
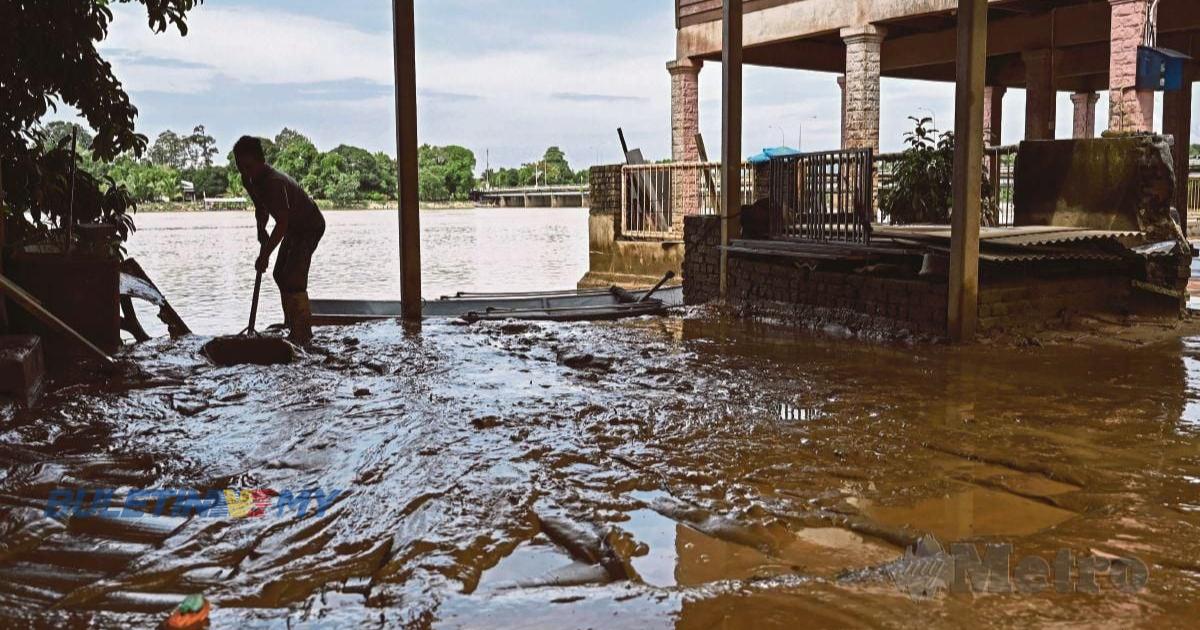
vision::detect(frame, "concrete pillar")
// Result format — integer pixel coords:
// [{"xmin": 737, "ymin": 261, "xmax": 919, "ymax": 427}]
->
[
  {"xmin": 668, "ymin": 58, "xmax": 702, "ymax": 162},
  {"xmin": 841, "ymin": 25, "xmax": 886, "ymax": 152},
  {"xmin": 837, "ymin": 74, "xmax": 848, "ymax": 148},
  {"xmin": 1108, "ymin": 0, "xmax": 1155, "ymax": 132},
  {"xmin": 1070, "ymin": 92, "xmax": 1100, "ymax": 139},
  {"xmin": 983, "ymin": 86, "xmax": 1006, "ymax": 146},
  {"xmin": 1022, "ymin": 50, "xmax": 1056, "ymax": 140},
  {"xmin": 1163, "ymin": 65, "xmax": 1193, "ymax": 217}
]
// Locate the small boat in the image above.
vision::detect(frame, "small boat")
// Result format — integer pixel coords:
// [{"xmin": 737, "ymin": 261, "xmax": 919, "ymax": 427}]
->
[{"xmin": 311, "ymin": 275, "xmax": 681, "ymax": 326}]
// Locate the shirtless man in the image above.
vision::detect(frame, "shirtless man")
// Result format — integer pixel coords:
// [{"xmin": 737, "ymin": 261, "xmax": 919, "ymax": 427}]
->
[{"xmin": 232, "ymin": 136, "xmax": 326, "ymax": 343}]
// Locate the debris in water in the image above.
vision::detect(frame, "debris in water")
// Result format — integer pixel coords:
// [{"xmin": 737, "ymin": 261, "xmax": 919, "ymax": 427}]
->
[
  {"xmin": 163, "ymin": 593, "xmax": 210, "ymax": 629},
  {"xmin": 557, "ymin": 353, "xmax": 614, "ymax": 371}
]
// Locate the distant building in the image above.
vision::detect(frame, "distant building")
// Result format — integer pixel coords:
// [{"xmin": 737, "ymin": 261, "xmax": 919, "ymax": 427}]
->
[{"xmin": 180, "ymin": 180, "xmax": 196, "ymax": 202}]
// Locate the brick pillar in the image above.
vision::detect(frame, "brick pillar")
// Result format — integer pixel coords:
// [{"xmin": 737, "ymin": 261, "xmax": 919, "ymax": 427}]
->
[
  {"xmin": 837, "ymin": 74, "xmax": 848, "ymax": 148},
  {"xmin": 841, "ymin": 25, "xmax": 886, "ymax": 152},
  {"xmin": 1108, "ymin": 0, "xmax": 1155, "ymax": 132},
  {"xmin": 1070, "ymin": 91, "xmax": 1100, "ymax": 138},
  {"xmin": 669, "ymin": 58, "xmax": 703, "ymax": 219},
  {"xmin": 668, "ymin": 58, "xmax": 702, "ymax": 162},
  {"xmin": 1163, "ymin": 65, "xmax": 1193, "ymax": 218},
  {"xmin": 1022, "ymin": 50, "xmax": 1056, "ymax": 140},
  {"xmin": 983, "ymin": 86, "xmax": 1006, "ymax": 146}
]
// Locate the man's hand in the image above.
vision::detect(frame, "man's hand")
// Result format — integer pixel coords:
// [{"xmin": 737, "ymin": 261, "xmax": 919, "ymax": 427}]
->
[{"xmin": 255, "ymin": 252, "xmax": 270, "ymax": 274}]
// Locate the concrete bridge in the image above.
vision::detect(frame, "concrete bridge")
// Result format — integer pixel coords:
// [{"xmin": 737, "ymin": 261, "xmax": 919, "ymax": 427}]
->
[{"xmin": 472, "ymin": 185, "xmax": 589, "ymax": 208}]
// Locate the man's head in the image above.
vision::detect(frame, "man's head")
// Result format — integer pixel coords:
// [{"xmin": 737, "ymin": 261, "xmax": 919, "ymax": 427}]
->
[{"xmin": 233, "ymin": 135, "xmax": 268, "ymax": 181}]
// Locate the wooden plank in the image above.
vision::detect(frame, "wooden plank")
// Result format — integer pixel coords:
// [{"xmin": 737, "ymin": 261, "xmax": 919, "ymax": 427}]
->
[
  {"xmin": 0, "ymin": 274, "xmax": 113, "ymax": 365},
  {"xmin": 393, "ymin": 0, "xmax": 422, "ymax": 322},
  {"xmin": 948, "ymin": 0, "xmax": 987, "ymax": 343}
]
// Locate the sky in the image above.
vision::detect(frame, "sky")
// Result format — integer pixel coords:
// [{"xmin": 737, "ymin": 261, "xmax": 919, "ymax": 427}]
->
[{"xmin": 53, "ymin": 0, "xmax": 1199, "ymax": 172}]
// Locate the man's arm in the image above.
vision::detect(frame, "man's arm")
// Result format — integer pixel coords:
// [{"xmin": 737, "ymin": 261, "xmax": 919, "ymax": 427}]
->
[
  {"xmin": 247, "ymin": 176, "xmax": 269, "ymax": 245},
  {"xmin": 255, "ymin": 181, "xmax": 290, "ymax": 273}
]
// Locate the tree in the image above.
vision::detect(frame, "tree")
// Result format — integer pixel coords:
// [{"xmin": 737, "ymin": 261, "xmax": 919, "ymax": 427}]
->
[
  {"xmin": 1, "ymin": 1, "xmax": 199, "ymax": 253},
  {"xmin": 273, "ymin": 130, "xmax": 319, "ymax": 185},
  {"xmin": 40, "ymin": 121, "xmax": 94, "ymax": 151},
  {"xmin": 332, "ymin": 144, "xmax": 385, "ymax": 194},
  {"xmin": 184, "ymin": 125, "xmax": 218, "ymax": 168},
  {"xmin": 541, "ymin": 146, "xmax": 573, "ymax": 185},
  {"xmin": 148, "ymin": 130, "xmax": 189, "ymax": 169},
  {"xmin": 417, "ymin": 144, "xmax": 476, "ymax": 201},
  {"xmin": 181, "ymin": 165, "xmax": 229, "ymax": 197},
  {"xmin": 1, "ymin": 1, "xmax": 202, "ymax": 161},
  {"xmin": 107, "ymin": 157, "xmax": 180, "ymax": 202},
  {"xmin": 374, "ymin": 152, "xmax": 397, "ymax": 198}
]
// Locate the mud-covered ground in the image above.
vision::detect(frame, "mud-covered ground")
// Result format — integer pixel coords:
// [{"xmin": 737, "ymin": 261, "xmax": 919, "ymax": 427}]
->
[{"xmin": 1, "ymin": 309, "xmax": 1199, "ymax": 628}]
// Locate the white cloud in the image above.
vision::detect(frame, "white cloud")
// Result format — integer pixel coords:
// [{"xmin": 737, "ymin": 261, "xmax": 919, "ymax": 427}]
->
[
  {"xmin": 95, "ymin": 2, "xmax": 1200, "ymax": 168},
  {"xmin": 103, "ymin": 6, "xmax": 394, "ymax": 90}
]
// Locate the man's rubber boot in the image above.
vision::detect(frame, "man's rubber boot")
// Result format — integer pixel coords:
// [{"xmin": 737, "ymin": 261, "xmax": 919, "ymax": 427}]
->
[
  {"xmin": 286, "ymin": 291, "xmax": 314, "ymax": 345},
  {"xmin": 271, "ymin": 291, "xmax": 294, "ymax": 333}
]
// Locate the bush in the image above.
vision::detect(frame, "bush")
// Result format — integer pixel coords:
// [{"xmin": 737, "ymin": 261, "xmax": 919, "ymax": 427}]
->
[{"xmin": 879, "ymin": 117, "xmax": 997, "ymax": 226}]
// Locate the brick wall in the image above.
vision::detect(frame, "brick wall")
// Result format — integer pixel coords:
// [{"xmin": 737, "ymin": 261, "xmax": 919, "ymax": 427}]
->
[
  {"xmin": 589, "ymin": 165, "xmax": 623, "ymax": 215},
  {"xmin": 683, "ymin": 216, "xmax": 1169, "ymax": 337},
  {"xmin": 978, "ymin": 275, "xmax": 1130, "ymax": 330},
  {"xmin": 685, "ymin": 215, "xmax": 948, "ymax": 335}
]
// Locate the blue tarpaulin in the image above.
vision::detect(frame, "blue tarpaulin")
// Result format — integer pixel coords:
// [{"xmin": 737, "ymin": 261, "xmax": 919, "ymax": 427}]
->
[{"xmin": 747, "ymin": 146, "xmax": 801, "ymax": 165}]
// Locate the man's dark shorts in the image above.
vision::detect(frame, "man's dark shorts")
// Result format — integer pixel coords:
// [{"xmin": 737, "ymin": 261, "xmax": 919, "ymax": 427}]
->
[{"xmin": 273, "ymin": 225, "xmax": 325, "ymax": 293}]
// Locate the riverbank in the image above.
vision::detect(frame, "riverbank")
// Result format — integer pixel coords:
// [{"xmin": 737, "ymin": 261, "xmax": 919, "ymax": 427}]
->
[{"xmin": 134, "ymin": 200, "xmax": 477, "ymax": 213}]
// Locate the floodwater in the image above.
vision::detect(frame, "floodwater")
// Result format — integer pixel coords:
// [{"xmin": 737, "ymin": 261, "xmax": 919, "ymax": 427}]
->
[
  {"xmin": 1, "ymin": 210, "xmax": 1199, "ymax": 627},
  {"xmin": 125, "ymin": 208, "xmax": 589, "ymax": 335}
]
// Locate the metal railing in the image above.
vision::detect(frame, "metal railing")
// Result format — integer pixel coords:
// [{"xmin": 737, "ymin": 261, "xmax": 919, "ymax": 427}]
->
[
  {"xmin": 874, "ymin": 144, "xmax": 1017, "ymax": 227},
  {"xmin": 1188, "ymin": 175, "xmax": 1200, "ymax": 224},
  {"xmin": 768, "ymin": 149, "xmax": 874, "ymax": 244},
  {"xmin": 621, "ymin": 162, "xmax": 755, "ymax": 239},
  {"xmin": 984, "ymin": 145, "xmax": 1018, "ymax": 227}
]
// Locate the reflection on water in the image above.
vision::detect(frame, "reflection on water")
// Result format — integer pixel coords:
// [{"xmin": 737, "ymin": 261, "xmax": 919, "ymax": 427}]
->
[
  {"xmin": 125, "ymin": 208, "xmax": 588, "ymax": 334},
  {"xmin": 863, "ymin": 486, "xmax": 1076, "ymax": 541}
]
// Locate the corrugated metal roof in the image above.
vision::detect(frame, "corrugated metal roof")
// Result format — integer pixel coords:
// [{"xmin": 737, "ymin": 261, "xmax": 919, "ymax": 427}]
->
[
  {"xmin": 978, "ymin": 249, "xmax": 1124, "ymax": 263},
  {"xmin": 872, "ymin": 225, "xmax": 1143, "ymax": 246},
  {"xmin": 919, "ymin": 243, "xmax": 1124, "ymax": 263},
  {"xmin": 984, "ymin": 230, "xmax": 1142, "ymax": 247}
]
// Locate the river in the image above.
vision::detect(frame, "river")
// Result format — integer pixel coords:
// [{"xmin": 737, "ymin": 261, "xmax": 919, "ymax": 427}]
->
[{"xmin": 126, "ymin": 208, "xmax": 589, "ymax": 334}]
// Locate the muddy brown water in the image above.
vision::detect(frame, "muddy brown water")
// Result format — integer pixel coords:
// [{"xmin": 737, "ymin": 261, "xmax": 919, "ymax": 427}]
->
[{"xmin": 1, "ymin": 310, "xmax": 1199, "ymax": 627}]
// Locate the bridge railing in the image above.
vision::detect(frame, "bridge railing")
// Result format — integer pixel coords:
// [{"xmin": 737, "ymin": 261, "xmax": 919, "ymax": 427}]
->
[{"xmin": 621, "ymin": 162, "xmax": 755, "ymax": 240}]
